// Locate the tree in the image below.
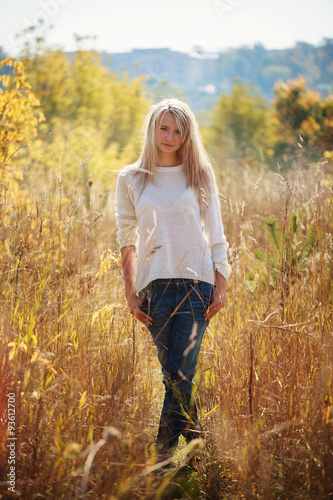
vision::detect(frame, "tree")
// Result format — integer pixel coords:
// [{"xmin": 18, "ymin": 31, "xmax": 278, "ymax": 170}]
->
[
  {"xmin": 273, "ymin": 76, "xmax": 332, "ymax": 160},
  {"xmin": 21, "ymin": 48, "xmax": 74, "ymax": 121},
  {"xmin": 0, "ymin": 57, "xmax": 44, "ymax": 183},
  {"xmin": 208, "ymin": 79, "xmax": 274, "ymax": 164},
  {"xmin": 4, "ymin": 35, "xmax": 152, "ymax": 204},
  {"xmin": 319, "ymin": 96, "xmax": 333, "ymax": 152},
  {"xmin": 21, "ymin": 45, "xmax": 150, "ymax": 150}
]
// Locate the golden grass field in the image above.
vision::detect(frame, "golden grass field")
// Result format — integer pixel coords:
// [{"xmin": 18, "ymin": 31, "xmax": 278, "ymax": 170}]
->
[{"xmin": 1, "ymin": 158, "xmax": 332, "ymax": 499}]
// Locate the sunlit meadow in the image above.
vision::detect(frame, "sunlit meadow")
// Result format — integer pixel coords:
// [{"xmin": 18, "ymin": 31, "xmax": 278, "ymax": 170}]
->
[
  {"xmin": 0, "ymin": 56, "xmax": 332, "ymax": 499},
  {"xmin": 1, "ymin": 155, "xmax": 332, "ymax": 499}
]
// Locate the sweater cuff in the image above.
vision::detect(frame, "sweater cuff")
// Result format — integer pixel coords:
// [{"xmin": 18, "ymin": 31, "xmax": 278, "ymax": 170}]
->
[
  {"xmin": 213, "ymin": 261, "xmax": 232, "ymax": 282},
  {"xmin": 118, "ymin": 236, "xmax": 138, "ymax": 249}
]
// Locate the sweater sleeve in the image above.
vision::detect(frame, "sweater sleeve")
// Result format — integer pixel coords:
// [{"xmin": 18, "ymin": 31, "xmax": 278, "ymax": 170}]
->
[
  {"xmin": 115, "ymin": 170, "xmax": 139, "ymax": 249},
  {"xmin": 202, "ymin": 190, "xmax": 232, "ymax": 282}
]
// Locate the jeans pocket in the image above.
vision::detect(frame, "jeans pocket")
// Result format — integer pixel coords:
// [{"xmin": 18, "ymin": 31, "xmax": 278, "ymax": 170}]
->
[
  {"xmin": 138, "ymin": 287, "xmax": 148, "ymax": 304},
  {"xmin": 200, "ymin": 282, "xmax": 214, "ymax": 309},
  {"xmin": 139, "ymin": 283, "xmax": 154, "ymax": 315}
]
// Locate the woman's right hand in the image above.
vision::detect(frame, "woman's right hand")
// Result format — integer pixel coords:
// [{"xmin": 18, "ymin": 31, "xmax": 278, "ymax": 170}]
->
[
  {"xmin": 128, "ymin": 292, "xmax": 153, "ymax": 327},
  {"xmin": 120, "ymin": 245, "xmax": 153, "ymax": 326}
]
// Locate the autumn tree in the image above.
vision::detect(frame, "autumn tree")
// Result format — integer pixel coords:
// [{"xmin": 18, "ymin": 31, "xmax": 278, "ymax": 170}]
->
[
  {"xmin": 319, "ymin": 95, "xmax": 333, "ymax": 152},
  {"xmin": 0, "ymin": 57, "xmax": 44, "ymax": 184},
  {"xmin": 207, "ymin": 79, "xmax": 274, "ymax": 165},
  {"xmin": 21, "ymin": 46, "xmax": 149, "ymax": 149},
  {"xmin": 17, "ymin": 39, "xmax": 150, "ymax": 195},
  {"xmin": 273, "ymin": 76, "xmax": 333, "ymax": 161}
]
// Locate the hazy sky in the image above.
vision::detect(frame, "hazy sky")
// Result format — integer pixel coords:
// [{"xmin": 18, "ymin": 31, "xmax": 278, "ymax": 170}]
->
[{"xmin": 1, "ymin": 0, "xmax": 332, "ymax": 56}]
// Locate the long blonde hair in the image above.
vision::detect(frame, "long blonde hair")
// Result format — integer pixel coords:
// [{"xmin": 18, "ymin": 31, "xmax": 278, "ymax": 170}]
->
[{"xmin": 135, "ymin": 98, "xmax": 217, "ymax": 199}]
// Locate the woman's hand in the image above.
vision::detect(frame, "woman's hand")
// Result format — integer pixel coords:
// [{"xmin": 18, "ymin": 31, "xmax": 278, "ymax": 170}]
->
[
  {"xmin": 120, "ymin": 245, "xmax": 153, "ymax": 327},
  {"xmin": 204, "ymin": 271, "xmax": 227, "ymax": 321},
  {"xmin": 128, "ymin": 292, "xmax": 153, "ymax": 327}
]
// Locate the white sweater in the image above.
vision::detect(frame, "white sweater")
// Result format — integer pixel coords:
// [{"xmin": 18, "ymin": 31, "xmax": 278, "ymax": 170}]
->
[{"xmin": 115, "ymin": 163, "xmax": 231, "ymax": 293}]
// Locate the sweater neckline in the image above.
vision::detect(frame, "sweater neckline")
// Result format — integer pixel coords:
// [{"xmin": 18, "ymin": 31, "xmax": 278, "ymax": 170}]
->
[{"xmin": 155, "ymin": 164, "xmax": 184, "ymax": 172}]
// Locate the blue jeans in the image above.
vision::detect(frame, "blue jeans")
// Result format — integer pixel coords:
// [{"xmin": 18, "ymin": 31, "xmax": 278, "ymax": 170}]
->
[{"xmin": 139, "ymin": 278, "xmax": 214, "ymax": 450}]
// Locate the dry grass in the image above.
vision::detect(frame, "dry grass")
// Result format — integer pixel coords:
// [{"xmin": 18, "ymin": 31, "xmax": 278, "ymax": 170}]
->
[{"xmin": 0, "ymin": 158, "xmax": 332, "ymax": 499}]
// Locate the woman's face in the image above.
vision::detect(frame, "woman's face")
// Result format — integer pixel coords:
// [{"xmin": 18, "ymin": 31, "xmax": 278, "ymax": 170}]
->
[{"xmin": 155, "ymin": 112, "xmax": 182, "ymax": 159}]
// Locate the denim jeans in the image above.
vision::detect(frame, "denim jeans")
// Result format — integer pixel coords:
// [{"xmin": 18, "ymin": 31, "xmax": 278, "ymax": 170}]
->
[{"xmin": 139, "ymin": 278, "xmax": 214, "ymax": 450}]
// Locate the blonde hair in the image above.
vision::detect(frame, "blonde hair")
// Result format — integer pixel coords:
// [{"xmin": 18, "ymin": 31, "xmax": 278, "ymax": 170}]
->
[{"xmin": 136, "ymin": 98, "xmax": 217, "ymax": 199}]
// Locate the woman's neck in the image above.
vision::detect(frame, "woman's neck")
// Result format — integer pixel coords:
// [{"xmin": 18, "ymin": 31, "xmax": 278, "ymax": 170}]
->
[{"xmin": 157, "ymin": 154, "xmax": 182, "ymax": 168}]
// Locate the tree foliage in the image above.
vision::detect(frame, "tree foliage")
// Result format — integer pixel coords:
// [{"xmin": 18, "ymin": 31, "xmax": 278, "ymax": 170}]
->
[
  {"xmin": 206, "ymin": 77, "xmax": 333, "ymax": 167},
  {"xmin": 207, "ymin": 79, "xmax": 274, "ymax": 164},
  {"xmin": 273, "ymin": 76, "xmax": 333, "ymax": 161},
  {"xmin": 0, "ymin": 57, "xmax": 44, "ymax": 182},
  {"xmin": 9, "ymin": 43, "xmax": 151, "ymax": 196},
  {"xmin": 21, "ymin": 47, "xmax": 149, "ymax": 149}
]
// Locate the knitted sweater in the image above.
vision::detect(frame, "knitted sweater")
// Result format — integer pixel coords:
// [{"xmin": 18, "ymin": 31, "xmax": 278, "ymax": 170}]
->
[{"xmin": 115, "ymin": 163, "xmax": 231, "ymax": 293}]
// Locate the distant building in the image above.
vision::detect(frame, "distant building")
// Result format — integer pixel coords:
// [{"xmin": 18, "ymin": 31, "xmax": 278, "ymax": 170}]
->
[{"xmin": 100, "ymin": 48, "xmax": 221, "ymax": 110}]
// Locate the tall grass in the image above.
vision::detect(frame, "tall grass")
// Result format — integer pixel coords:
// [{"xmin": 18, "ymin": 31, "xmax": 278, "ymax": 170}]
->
[{"xmin": 0, "ymin": 158, "xmax": 332, "ymax": 499}]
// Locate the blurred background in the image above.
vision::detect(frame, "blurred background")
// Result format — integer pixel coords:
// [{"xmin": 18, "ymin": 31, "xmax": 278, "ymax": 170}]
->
[
  {"xmin": 1, "ymin": 0, "xmax": 332, "ymax": 176},
  {"xmin": 1, "ymin": 0, "xmax": 333, "ymax": 110},
  {"xmin": 0, "ymin": 3, "xmax": 332, "ymax": 498}
]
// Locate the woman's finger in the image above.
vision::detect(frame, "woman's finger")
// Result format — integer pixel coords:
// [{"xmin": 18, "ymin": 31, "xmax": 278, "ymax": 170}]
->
[
  {"xmin": 139, "ymin": 313, "xmax": 153, "ymax": 326},
  {"xmin": 204, "ymin": 298, "xmax": 223, "ymax": 321},
  {"xmin": 132, "ymin": 305, "xmax": 153, "ymax": 326}
]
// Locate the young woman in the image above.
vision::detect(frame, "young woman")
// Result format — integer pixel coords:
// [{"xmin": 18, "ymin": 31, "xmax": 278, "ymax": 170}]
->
[{"xmin": 115, "ymin": 98, "xmax": 231, "ymax": 460}]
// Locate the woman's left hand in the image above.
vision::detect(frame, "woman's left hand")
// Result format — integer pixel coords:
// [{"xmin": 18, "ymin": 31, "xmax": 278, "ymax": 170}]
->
[{"xmin": 204, "ymin": 272, "xmax": 227, "ymax": 321}]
